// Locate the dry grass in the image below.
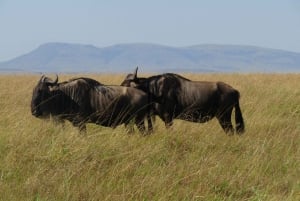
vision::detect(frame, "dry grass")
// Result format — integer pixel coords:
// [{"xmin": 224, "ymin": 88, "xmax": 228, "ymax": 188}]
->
[{"xmin": 0, "ymin": 73, "xmax": 299, "ymax": 201}]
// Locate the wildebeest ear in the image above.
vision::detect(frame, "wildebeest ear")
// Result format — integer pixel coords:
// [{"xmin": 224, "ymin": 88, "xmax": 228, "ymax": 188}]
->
[{"xmin": 133, "ymin": 66, "xmax": 138, "ymax": 79}]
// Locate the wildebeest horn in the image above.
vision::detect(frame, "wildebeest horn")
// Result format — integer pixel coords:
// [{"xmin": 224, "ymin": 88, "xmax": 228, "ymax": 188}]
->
[
  {"xmin": 41, "ymin": 74, "xmax": 58, "ymax": 85},
  {"xmin": 40, "ymin": 74, "xmax": 46, "ymax": 82},
  {"xmin": 133, "ymin": 66, "xmax": 138, "ymax": 79},
  {"xmin": 52, "ymin": 74, "xmax": 58, "ymax": 84}
]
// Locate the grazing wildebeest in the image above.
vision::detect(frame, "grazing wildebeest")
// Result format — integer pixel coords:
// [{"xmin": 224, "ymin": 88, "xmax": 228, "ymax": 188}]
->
[
  {"xmin": 31, "ymin": 75, "xmax": 152, "ymax": 134},
  {"xmin": 121, "ymin": 67, "xmax": 245, "ymax": 134}
]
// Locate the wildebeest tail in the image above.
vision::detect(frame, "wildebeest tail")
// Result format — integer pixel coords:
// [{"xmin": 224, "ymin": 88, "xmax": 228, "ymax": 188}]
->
[{"xmin": 235, "ymin": 100, "xmax": 245, "ymax": 134}]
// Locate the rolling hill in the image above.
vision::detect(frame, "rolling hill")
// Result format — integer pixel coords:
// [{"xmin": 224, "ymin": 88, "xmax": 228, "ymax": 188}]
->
[{"xmin": 0, "ymin": 42, "xmax": 300, "ymax": 73}]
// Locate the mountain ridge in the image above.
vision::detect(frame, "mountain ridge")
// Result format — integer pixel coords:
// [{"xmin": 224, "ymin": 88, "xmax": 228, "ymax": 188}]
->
[{"xmin": 0, "ymin": 42, "xmax": 299, "ymax": 73}]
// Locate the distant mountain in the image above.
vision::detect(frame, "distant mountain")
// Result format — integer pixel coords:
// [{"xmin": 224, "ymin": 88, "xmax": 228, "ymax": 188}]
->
[{"xmin": 0, "ymin": 42, "xmax": 300, "ymax": 73}]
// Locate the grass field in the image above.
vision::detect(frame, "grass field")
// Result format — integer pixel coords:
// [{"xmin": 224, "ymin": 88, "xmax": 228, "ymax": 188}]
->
[{"xmin": 0, "ymin": 73, "xmax": 299, "ymax": 201}]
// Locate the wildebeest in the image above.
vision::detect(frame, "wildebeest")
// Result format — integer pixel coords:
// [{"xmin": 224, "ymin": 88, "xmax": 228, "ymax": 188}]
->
[
  {"xmin": 31, "ymin": 74, "xmax": 152, "ymax": 134},
  {"xmin": 121, "ymin": 67, "xmax": 245, "ymax": 134}
]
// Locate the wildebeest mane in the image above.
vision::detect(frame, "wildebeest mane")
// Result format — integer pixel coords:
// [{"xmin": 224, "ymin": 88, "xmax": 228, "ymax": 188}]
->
[
  {"xmin": 135, "ymin": 73, "xmax": 188, "ymax": 103},
  {"xmin": 52, "ymin": 77, "xmax": 103, "ymax": 107}
]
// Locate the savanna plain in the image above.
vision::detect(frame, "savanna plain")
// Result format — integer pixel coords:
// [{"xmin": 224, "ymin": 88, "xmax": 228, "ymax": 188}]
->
[{"xmin": 0, "ymin": 73, "xmax": 299, "ymax": 201}]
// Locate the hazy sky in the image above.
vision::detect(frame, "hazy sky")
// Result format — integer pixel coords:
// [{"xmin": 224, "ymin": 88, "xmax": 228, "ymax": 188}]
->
[{"xmin": 1, "ymin": 0, "xmax": 300, "ymax": 61}]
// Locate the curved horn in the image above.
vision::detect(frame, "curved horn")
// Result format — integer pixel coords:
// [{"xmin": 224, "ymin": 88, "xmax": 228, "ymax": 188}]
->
[
  {"xmin": 133, "ymin": 66, "xmax": 138, "ymax": 79},
  {"xmin": 42, "ymin": 74, "xmax": 58, "ymax": 85},
  {"xmin": 52, "ymin": 74, "xmax": 58, "ymax": 84},
  {"xmin": 40, "ymin": 74, "xmax": 46, "ymax": 83}
]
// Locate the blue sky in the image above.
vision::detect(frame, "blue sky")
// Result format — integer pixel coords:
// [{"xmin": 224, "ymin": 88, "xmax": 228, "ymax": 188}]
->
[{"xmin": 0, "ymin": 0, "xmax": 300, "ymax": 61}]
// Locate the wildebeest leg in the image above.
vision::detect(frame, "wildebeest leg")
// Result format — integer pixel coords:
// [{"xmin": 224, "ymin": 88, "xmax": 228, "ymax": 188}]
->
[
  {"xmin": 52, "ymin": 116, "xmax": 65, "ymax": 128},
  {"xmin": 72, "ymin": 118, "xmax": 87, "ymax": 134},
  {"xmin": 78, "ymin": 124, "xmax": 87, "ymax": 134},
  {"xmin": 135, "ymin": 116, "xmax": 147, "ymax": 135},
  {"xmin": 125, "ymin": 120, "xmax": 135, "ymax": 134},
  {"xmin": 217, "ymin": 110, "xmax": 234, "ymax": 135},
  {"xmin": 147, "ymin": 113, "xmax": 153, "ymax": 133},
  {"xmin": 163, "ymin": 113, "xmax": 173, "ymax": 129}
]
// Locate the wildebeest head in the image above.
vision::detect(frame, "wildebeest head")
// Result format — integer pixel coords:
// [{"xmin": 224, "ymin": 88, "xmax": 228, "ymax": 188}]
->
[
  {"xmin": 121, "ymin": 67, "xmax": 141, "ymax": 87},
  {"xmin": 31, "ymin": 74, "xmax": 58, "ymax": 117}
]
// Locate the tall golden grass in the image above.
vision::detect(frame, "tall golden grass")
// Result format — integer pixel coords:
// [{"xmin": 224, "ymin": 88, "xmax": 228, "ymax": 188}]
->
[{"xmin": 0, "ymin": 73, "xmax": 299, "ymax": 201}]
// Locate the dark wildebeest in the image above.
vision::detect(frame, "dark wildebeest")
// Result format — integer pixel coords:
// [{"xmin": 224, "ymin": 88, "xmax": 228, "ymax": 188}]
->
[
  {"xmin": 31, "ymin": 75, "xmax": 153, "ymax": 134},
  {"xmin": 121, "ymin": 68, "xmax": 245, "ymax": 134}
]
